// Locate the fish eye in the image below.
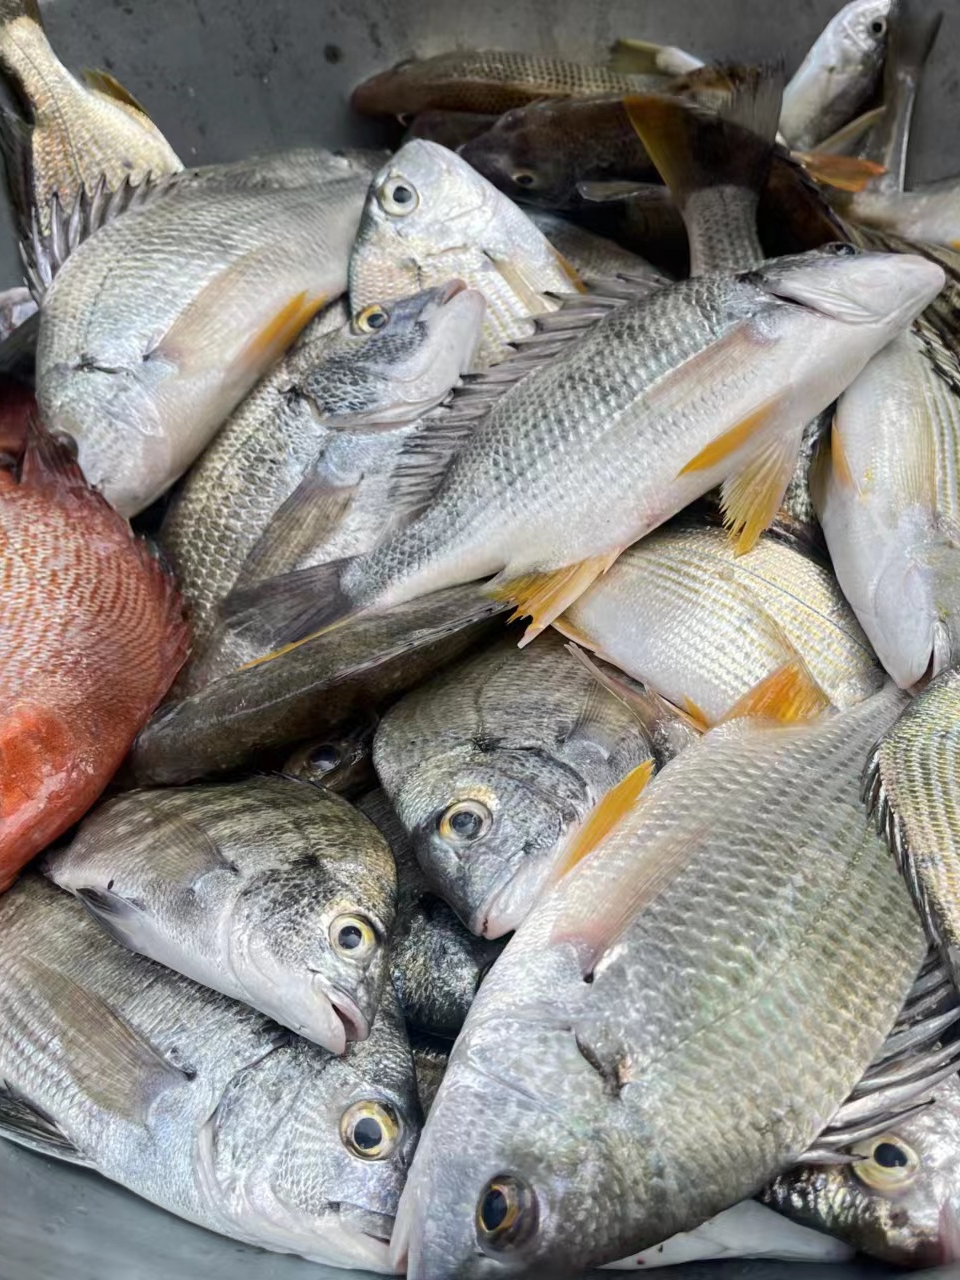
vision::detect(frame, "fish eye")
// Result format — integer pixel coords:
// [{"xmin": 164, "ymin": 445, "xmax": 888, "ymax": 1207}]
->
[
  {"xmin": 476, "ymin": 1175, "xmax": 538, "ymax": 1253},
  {"xmin": 870, "ymin": 17, "xmax": 886, "ymax": 35},
  {"xmin": 355, "ymin": 303, "xmax": 391, "ymax": 334},
  {"xmin": 307, "ymin": 743, "xmax": 341, "ymax": 773},
  {"xmin": 438, "ymin": 799, "xmax": 492, "ymax": 843},
  {"xmin": 340, "ymin": 1100, "xmax": 400, "ymax": 1160},
  {"xmin": 851, "ymin": 1133, "xmax": 921, "ymax": 1192},
  {"xmin": 823, "ymin": 241, "xmax": 858, "ymax": 257},
  {"xmin": 330, "ymin": 913, "xmax": 378, "ymax": 958},
  {"xmin": 378, "ymin": 175, "xmax": 420, "ymax": 216},
  {"xmin": 511, "ymin": 169, "xmax": 539, "ymax": 189}
]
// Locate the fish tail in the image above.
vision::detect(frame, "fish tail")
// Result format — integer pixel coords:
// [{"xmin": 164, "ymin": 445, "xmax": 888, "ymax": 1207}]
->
[
  {"xmin": 219, "ymin": 558, "xmax": 363, "ymax": 661},
  {"xmin": 0, "ymin": 0, "xmax": 43, "ymax": 29},
  {"xmin": 624, "ymin": 62, "xmax": 783, "ymax": 273}
]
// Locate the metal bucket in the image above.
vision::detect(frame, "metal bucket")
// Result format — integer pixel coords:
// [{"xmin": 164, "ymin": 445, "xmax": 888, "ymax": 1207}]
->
[{"xmin": 1, "ymin": 1, "xmax": 959, "ymax": 1276}]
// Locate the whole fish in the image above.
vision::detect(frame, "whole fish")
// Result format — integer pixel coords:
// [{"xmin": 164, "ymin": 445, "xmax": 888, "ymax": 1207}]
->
[
  {"xmin": 159, "ymin": 279, "xmax": 484, "ymax": 655},
  {"xmin": 459, "ymin": 95, "xmax": 657, "ymax": 210},
  {"xmin": 351, "ymin": 49, "xmax": 661, "ymax": 118},
  {"xmin": 0, "ymin": 428, "xmax": 187, "ymax": 892},
  {"xmin": 349, "ymin": 140, "xmax": 579, "ymax": 369},
  {"xmin": 0, "ymin": 0, "xmax": 182, "ymax": 235},
  {"xmin": 230, "ymin": 247, "xmax": 943, "ymax": 653},
  {"xmin": 392, "ymin": 681, "xmax": 927, "ymax": 1277},
  {"xmin": 526, "ymin": 210, "xmax": 670, "ymax": 285},
  {"xmin": 283, "ymin": 715, "xmax": 379, "ymax": 798},
  {"xmin": 36, "ymin": 149, "xmax": 374, "ymax": 517},
  {"xmin": 373, "ymin": 631, "xmax": 655, "ymax": 938},
  {"xmin": 130, "ymin": 584, "xmax": 508, "ymax": 787},
  {"xmin": 404, "ymin": 110, "xmax": 501, "ymax": 150},
  {"xmin": 45, "ymin": 777, "xmax": 397, "ymax": 1055},
  {"xmin": 779, "ymin": 0, "xmax": 891, "ymax": 150},
  {"xmin": 863, "ymin": 667, "xmax": 960, "ymax": 990},
  {"xmin": 0, "ymin": 876, "xmax": 420, "ymax": 1274},
  {"xmin": 558, "ymin": 520, "xmax": 884, "ymax": 727},
  {"xmin": 813, "ymin": 327, "xmax": 960, "ymax": 688},
  {"xmin": 359, "ymin": 790, "xmax": 504, "ymax": 1037}
]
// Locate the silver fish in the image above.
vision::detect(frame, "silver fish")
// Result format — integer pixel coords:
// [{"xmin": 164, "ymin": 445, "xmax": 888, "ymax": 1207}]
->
[
  {"xmin": 0, "ymin": 875, "xmax": 420, "ymax": 1273},
  {"xmin": 44, "ymin": 776, "xmax": 397, "ymax": 1055}
]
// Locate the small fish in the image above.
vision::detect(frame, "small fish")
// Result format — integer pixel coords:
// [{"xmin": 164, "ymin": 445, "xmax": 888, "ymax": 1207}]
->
[
  {"xmin": 228, "ymin": 246, "xmax": 943, "ymax": 656},
  {"xmin": 863, "ymin": 667, "xmax": 960, "ymax": 995},
  {"xmin": 779, "ymin": 0, "xmax": 891, "ymax": 150},
  {"xmin": 557, "ymin": 519, "xmax": 884, "ymax": 727},
  {"xmin": 129, "ymin": 584, "xmax": 508, "ymax": 787},
  {"xmin": 0, "ymin": 0, "xmax": 182, "ymax": 235},
  {"xmin": 403, "ymin": 109, "xmax": 501, "ymax": 150},
  {"xmin": 0, "ymin": 427, "xmax": 187, "ymax": 892},
  {"xmin": 0, "ymin": 875, "xmax": 420, "ymax": 1273},
  {"xmin": 45, "ymin": 776, "xmax": 396, "ymax": 1055},
  {"xmin": 36, "ymin": 149, "xmax": 374, "ymax": 516},
  {"xmin": 813, "ymin": 325, "xmax": 960, "ymax": 688},
  {"xmin": 350, "ymin": 140, "xmax": 579, "ymax": 369},
  {"xmin": 351, "ymin": 48, "xmax": 662, "ymax": 118},
  {"xmin": 159, "ymin": 278, "xmax": 484, "ymax": 671},
  {"xmin": 373, "ymin": 631, "xmax": 655, "ymax": 937},
  {"xmin": 283, "ymin": 715, "xmax": 379, "ymax": 798},
  {"xmin": 359, "ymin": 790, "xmax": 505, "ymax": 1038},
  {"xmin": 391, "ymin": 681, "xmax": 927, "ymax": 1278}
]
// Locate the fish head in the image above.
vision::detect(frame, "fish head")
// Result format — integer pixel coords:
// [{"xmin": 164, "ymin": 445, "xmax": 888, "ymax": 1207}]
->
[
  {"xmin": 314, "ymin": 279, "xmax": 484, "ymax": 426},
  {"xmin": 391, "ymin": 749, "xmax": 591, "ymax": 938},
  {"xmin": 392, "ymin": 943, "xmax": 630, "ymax": 1279},
  {"xmin": 763, "ymin": 1076, "xmax": 960, "ymax": 1267},
  {"xmin": 460, "ymin": 106, "xmax": 580, "ymax": 207},
  {"xmin": 198, "ymin": 987, "xmax": 421, "ymax": 1272},
  {"xmin": 830, "ymin": 0, "xmax": 891, "ymax": 63},
  {"xmin": 754, "ymin": 246, "xmax": 945, "ymax": 337},
  {"xmin": 282, "ymin": 716, "xmax": 379, "ymax": 797},
  {"xmin": 226, "ymin": 800, "xmax": 397, "ymax": 1054}
]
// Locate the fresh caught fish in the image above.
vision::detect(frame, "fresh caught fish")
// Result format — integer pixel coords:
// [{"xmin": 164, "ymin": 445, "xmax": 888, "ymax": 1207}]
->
[
  {"xmin": 813, "ymin": 326, "xmax": 960, "ymax": 688},
  {"xmin": 130, "ymin": 584, "xmax": 508, "ymax": 787},
  {"xmin": 0, "ymin": 0, "xmax": 181, "ymax": 235},
  {"xmin": 0, "ymin": 428, "xmax": 187, "ymax": 892},
  {"xmin": 36, "ymin": 149, "xmax": 374, "ymax": 516},
  {"xmin": 779, "ymin": 0, "xmax": 891, "ymax": 150},
  {"xmin": 45, "ymin": 776, "xmax": 396, "ymax": 1055},
  {"xmin": 351, "ymin": 49, "xmax": 662, "ymax": 118},
  {"xmin": 373, "ymin": 632, "xmax": 655, "ymax": 937},
  {"xmin": 231, "ymin": 246, "xmax": 943, "ymax": 653},
  {"xmin": 0, "ymin": 875, "xmax": 420, "ymax": 1273},
  {"xmin": 863, "ymin": 667, "xmax": 960, "ymax": 992},
  {"xmin": 558, "ymin": 519, "xmax": 884, "ymax": 726},
  {"xmin": 391, "ymin": 681, "xmax": 927, "ymax": 1277},
  {"xmin": 159, "ymin": 279, "xmax": 483, "ymax": 658},
  {"xmin": 526, "ymin": 210, "xmax": 670, "ymax": 285},
  {"xmin": 359, "ymin": 789, "xmax": 504, "ymax": 1037},
  {"xmin": 283, "ymin": 715, "xmax": 379, "ymax": 798},
  {"xmin": 349, "ymin": 140, "xmax": 579, "ymax": 369}
]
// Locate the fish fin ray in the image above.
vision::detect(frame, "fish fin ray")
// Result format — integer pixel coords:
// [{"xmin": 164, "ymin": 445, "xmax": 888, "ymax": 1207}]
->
[
  {"xmin": 711, "ymin": 403, "xmax": 802, "ymax": 552},
  {"xmin": 795, "ymin": 152, "xmax": 885, "ymax": 193},
  {"xmin": 719, "ymin": 658, "xmax": 829, "ymax": 724},
  {"xmin": 0, "ymin": 1083, "xmax": 89, "ymax": 1165},
  {"xmin": 219, "ymin": 557, "xmax": 359, "ymax": 652},
  {"xmin": 82, "ymin": 67, "xmax": 151, "ymax": 116},
  {"xmin": 552, "ymin": 759, "xmax": 655, "ymax": 881},
  {"xmin": 488, "ymin": 551, "xmax": 620, "ymax": 645}
]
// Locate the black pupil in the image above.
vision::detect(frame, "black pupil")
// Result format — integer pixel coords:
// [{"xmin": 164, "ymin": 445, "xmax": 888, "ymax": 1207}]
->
[
  {"xmin": 874, "ymin": 1142, "xmax": 908, "ymax": 1168},
  {"xmin": 339, "ymin": 924, "xmax": 364, "ymax": 949},
  {"xmin": 367, "ymin": 310, "xmax": 387, "ymax": 329},
  {"xmin": 451, "ymin": 808, "xmax": 482, "ymax": 838},
  {"xmin": 481, "ymin": 1187, "xmax": 509, "ymax": 1231},
  {"xmin": 391, "ymin": 184, "xmax": 413, "ymax": 204},
  {"xmin": 515, "ymin": 172, "xmax": 535, "ymax": 187},
  {"xmin": 871, "ymin": 18, "xmax": 885, "ymax": 33},
  {"xmin": 353, "ymin": 1116, "xmax": 383, "ymax": 1150},
  {"xmin": 309, "ymin": 744, "xmax": 340, "ymax": 771}
]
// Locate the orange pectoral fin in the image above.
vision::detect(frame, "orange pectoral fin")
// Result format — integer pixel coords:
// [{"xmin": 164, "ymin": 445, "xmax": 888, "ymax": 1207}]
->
[
  {"xmin": 719, "ymin": 658, "xmax": 830, "ymax": 725},
  {"xmin": 552, "ymin": 759, "xmax": 655, "ymax": 882},
  {"xmin": 488, "ymin": 551, "xmax": 621, "ymax": 645}
]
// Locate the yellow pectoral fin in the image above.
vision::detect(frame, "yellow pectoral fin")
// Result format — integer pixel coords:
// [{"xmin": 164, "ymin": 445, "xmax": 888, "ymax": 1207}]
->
[
  {"xmin": 235, "ymin": 290, "xmax": 328, "ymax": 373},
  {"xmin": 552, "ymin": 759, "xmax": 655, "ymax": 882},
  {"xmin": 720, "ymin": 417, "xmax": 803, "ymax": 554},
  {"xmin": 678, "ymin": 396, "xmax": 784, "ymax": 476},
  {"xmin": 720, "ymin": 658, "xmax": 829, "ymax": 725},
  {"xmin": 488, "ymin": 551, "xmax": 620, "ymax": 645},
  {"xmin": 795, "ymin": 151, "xmax": 886, "ymax": 193}
]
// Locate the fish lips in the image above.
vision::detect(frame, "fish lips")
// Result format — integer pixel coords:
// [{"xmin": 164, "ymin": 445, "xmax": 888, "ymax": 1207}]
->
[
  {"xmin": 470, "ymin": 857, "xmax": 552, "ymax": 939},
  {"xmin": 305, "ymin": 976, "xmax": 370, "ymax": 1055}
]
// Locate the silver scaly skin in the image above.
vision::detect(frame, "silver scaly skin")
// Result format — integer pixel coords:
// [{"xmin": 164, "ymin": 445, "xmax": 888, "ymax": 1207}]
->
[
  {"xmin": 393, "ymin": 686, "xmax": 927, "ymax": 1278},
  {"xmin": 0, "ymin": 876, "xmax": 420, "ymax": 1274},
  {"xmin": 44, "ymin": 776, "xmax": 397, "ymax": 1056}
]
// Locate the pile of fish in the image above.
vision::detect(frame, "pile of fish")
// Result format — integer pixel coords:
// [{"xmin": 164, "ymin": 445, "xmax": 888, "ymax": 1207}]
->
[{"xmin": 5, "ymin": 0, "xmax": 960, "ymax": 1273}]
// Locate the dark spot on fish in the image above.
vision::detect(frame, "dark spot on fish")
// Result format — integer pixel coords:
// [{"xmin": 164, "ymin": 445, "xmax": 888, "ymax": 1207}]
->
[
  {"xmin": 121, "ymin": 158, "xmax": 134, "ymax": 171},
  {"xmin": 472, "ymin": 734, "xmax": 502, "ymax": 753},
  {"xmin": 289, "ymin": 853, "xmax": 321, "ymax": 872},
  {"xmin": 107, "ymin": 879, "xmax": 115, "ymax": 891},
  {"xmin": 575, "ymin": 1035, "xmax": 622, "ymax": 1098},
  {"xmin": 583, "ymin": 971, "xmax": 594, "ymax": 984},
  {"xmin": 324, "ymin": 44, "xmax": 343, "ymax": 64}
]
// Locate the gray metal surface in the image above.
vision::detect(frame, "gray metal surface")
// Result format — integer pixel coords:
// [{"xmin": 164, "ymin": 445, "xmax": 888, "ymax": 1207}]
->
[{"xmin": 1, "ymin": 1, "xmax": 959, "ymax": 1276}]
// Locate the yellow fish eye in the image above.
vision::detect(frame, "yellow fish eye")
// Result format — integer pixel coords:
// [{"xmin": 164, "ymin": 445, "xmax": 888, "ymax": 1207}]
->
[
  {"xmin": 475, "ymin": 1175, "xmax": 538, "ymax": 1253},
  {"xmin": 378, "ymin": 175, "xmax": 419, "ymax": 216},
  {"xmin": 438, "ymin": 798, "xmax": 492, "ymax": 843},
  {"xmin": 355, "ymin": 304, "xmax": 391, "ymax": 334},
  {"xmin": 330, "ymin": 913, "xmax": 378, "ymax": 958},
  {"xmin": 340, "ymin": 1100, "xmax": 400, "ymax": 1160},
  {"xmin": 851, "ymin": 1133, "xmax": 921, "ymax": 1192}
]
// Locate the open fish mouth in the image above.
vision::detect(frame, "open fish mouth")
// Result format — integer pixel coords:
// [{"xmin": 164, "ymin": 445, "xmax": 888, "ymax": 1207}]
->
[{"xmin": 327, "ymin": 985, "xmax": 370, "ymax": 1043}]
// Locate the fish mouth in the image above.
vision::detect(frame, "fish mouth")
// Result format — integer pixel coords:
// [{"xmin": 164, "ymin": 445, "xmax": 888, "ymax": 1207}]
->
[
  {"xmin": 310, "ymin": 976, "xmax": 370, "ymax": 1050},
  {"xmin": 437, "ymin": 277, "xmax": 468, "ymax": 304},
  {"xmin": 472, "ymin": 876, "xmax": 528, "ymax": 940},
  {"xmin": 336, "ymin": 1205, "xmax": 399, "ymax": 1272}
]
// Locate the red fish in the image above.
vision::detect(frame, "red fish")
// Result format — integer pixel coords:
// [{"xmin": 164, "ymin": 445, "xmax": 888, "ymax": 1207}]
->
[{"xmin": 0, "ymin": 425, "xmax": 188, "ymax": 890}]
